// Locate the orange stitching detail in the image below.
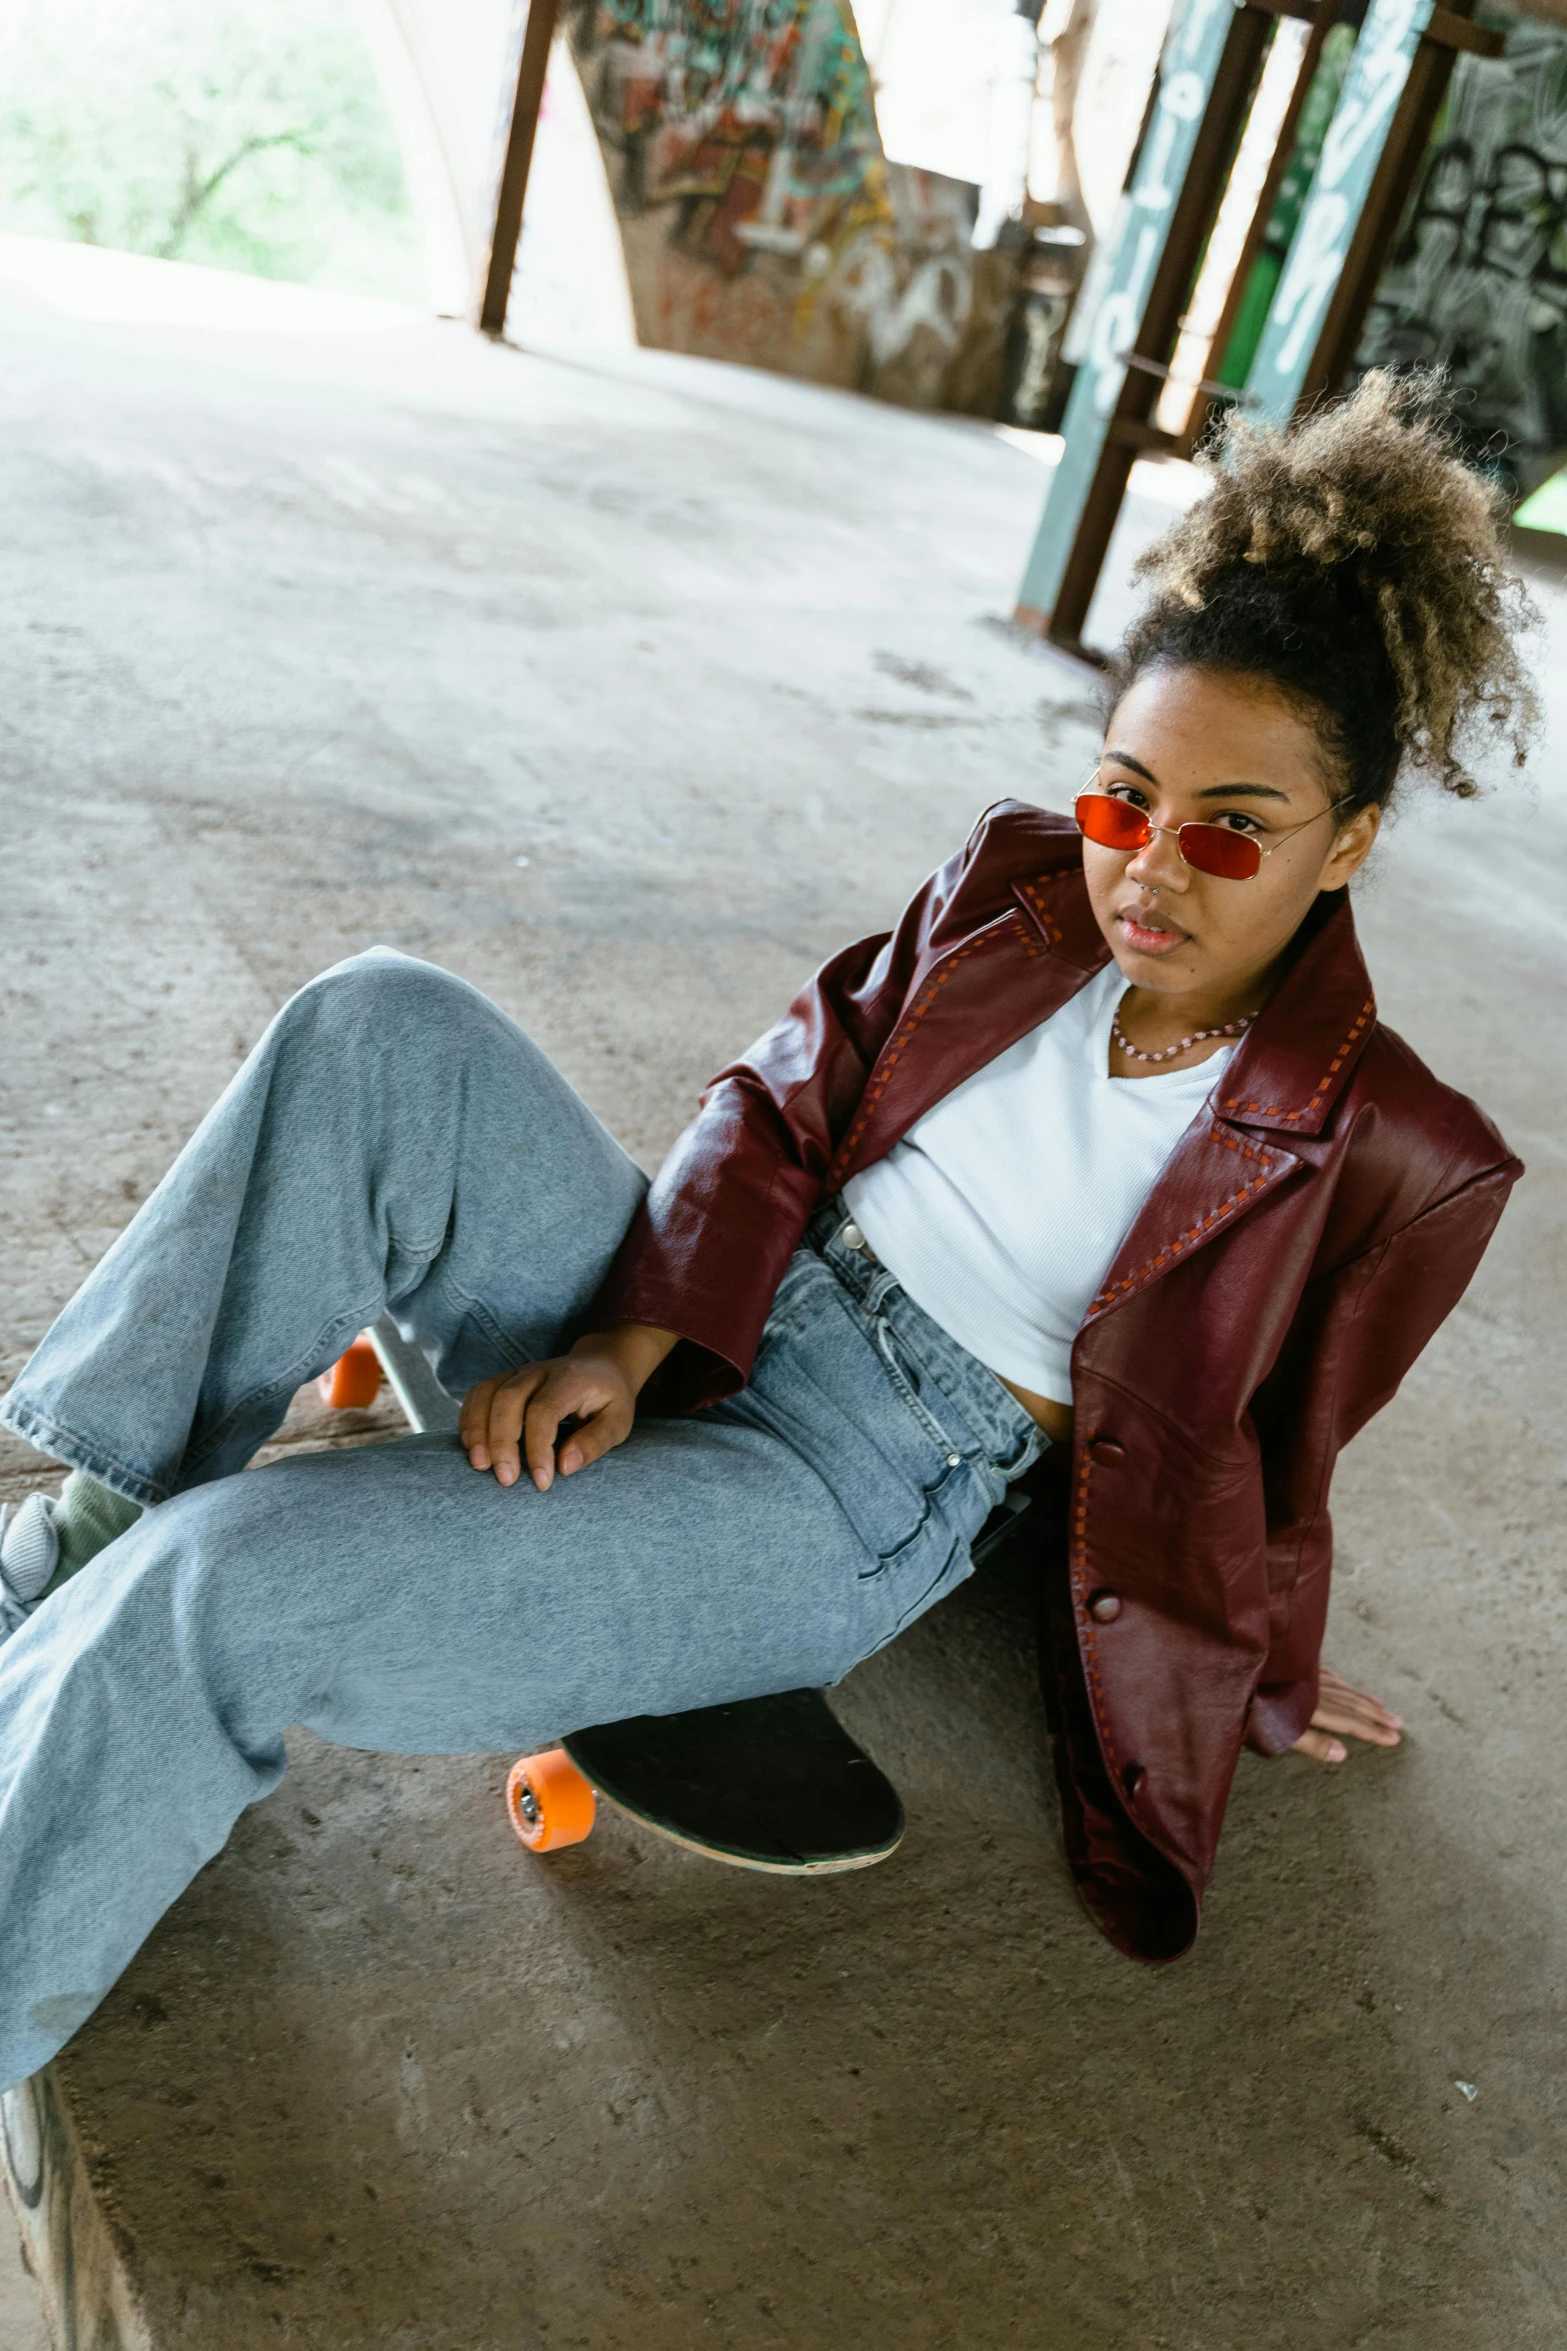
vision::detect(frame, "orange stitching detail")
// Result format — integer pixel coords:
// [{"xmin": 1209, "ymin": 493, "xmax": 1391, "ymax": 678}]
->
[
  {"xmin": 1207, "ymin": 1124, "xmax": 1271, "ymax": 1165},
  {"xmin": 1018, "ymin": 878, "xmax": 1063, "ymax": 947},
  {"xmin": 825, "ymin": 920, "xmax": 1030, "ymax": 1186},
  {"xmin": 1219, "ymin": 996, "xmax": 1374, "ymax": 1125},
  {"xmin": 1071, "ymin": 1448, "xmax": 1121, "ymax": 1777},
  {"xmin": 1085, "ymin": 1153, "xmax": 1281, "ymax": 1316}
]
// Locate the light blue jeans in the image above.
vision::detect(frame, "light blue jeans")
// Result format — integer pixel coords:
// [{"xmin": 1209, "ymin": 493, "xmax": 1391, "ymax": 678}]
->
[{"xmin": 0, "ymin": 950, "xmax": 1040, "ymax": 2092}]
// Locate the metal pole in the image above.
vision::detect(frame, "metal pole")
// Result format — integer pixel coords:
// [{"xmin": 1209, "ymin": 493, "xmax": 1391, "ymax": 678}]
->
[
  {"xmin": 477, "ymin": 0, "xmax": 564, "ymax": 340},
  {"xmin": 1242, "ymin": 0, "xmax": 1500, "ymax": 422},
  {"xmin": 1015, "ymin": 0, "xmax": 1277, "ymax": 652},
  {"xmin": 1177, "ymin": 3, "xmax": 1336, "ymax": 456},
  {"xmin": 1288, "ymin": 3, "xmax": 1500, "ymax": 406}
]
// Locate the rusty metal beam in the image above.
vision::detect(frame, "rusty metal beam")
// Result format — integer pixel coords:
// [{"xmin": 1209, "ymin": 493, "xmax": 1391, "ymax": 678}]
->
[
  {"xmin": 476, "ymin": 0, "xmax": 563, "ymax": 340},
  {"xmin": 1178, "ymin": 3, "xmax": 1339, "ymax": 455},
  {"xmin": 1290, "ymin": 0, "xmax": 1501, "ymax": 405},
  {"xmin": 1017, "ymin": 0, "xmax": 1279, "ymax": 652}
]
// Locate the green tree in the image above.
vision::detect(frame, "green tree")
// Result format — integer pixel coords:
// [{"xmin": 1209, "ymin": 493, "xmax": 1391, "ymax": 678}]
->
[{"xmin": 0, "ymin": 0, "xmax": 419, "ymax": 298}]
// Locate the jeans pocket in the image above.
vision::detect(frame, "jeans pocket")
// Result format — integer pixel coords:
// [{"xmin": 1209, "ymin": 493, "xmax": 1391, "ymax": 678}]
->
[
  {"xmin": 856, "ymin": 1451, "xmax": 966, "ymax": 1582},
  {"xmin": 853, "ymin": 1494, "xmax": 971, "ymax": 1664}
]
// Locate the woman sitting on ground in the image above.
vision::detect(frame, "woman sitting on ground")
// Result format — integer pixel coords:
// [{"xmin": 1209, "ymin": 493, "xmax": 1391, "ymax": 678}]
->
[{"xmin": 0, "ymin": 373, "xmax": 1538, "ymax": 2085}]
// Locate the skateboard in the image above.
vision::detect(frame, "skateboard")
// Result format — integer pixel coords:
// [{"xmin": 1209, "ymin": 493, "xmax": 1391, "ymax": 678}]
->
[
  {"xmin": 510, "ymin": 1689, "xmax": 904, "ymax": 1872},
  {"xmin": 320, "ymin": 1321, "xmax": 1029, "ymax": 1874}
]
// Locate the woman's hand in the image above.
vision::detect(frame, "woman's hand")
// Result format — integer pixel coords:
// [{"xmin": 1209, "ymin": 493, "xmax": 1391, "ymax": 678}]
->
[
  {"xmin": 460, "ymin": 1323, "xmax": 677, "ymax": 1493},
  {"xmin": 1291, "ymin": 1666, "xmax": 1404, "ymax": 1765}
]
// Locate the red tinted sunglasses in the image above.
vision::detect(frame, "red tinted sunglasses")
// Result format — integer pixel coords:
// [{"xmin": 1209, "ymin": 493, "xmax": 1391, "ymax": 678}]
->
[{"xmin": 1074, "ymin": 786, "xmax": 1348, "ymax": 882}]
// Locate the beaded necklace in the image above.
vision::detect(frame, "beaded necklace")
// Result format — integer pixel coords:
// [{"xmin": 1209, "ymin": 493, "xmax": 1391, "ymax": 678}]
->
[{"xmin": 1111, "ymin": 1003, "xmax": 1257, "ymax": 1067}]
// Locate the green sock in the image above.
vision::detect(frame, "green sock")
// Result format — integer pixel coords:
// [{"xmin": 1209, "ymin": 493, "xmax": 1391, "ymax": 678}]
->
[{"xmin": 49, "ymin": 1471, "xmax": 143, "ymax": 1586}]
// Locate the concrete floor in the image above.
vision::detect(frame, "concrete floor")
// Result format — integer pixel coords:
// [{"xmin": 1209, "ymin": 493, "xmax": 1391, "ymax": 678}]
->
[{"xmin": 2, "ymin": 256, "xmax": 1566, "ymax": 2348}]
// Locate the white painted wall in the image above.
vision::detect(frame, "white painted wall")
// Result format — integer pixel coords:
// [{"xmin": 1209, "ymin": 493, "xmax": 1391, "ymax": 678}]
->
[
  {"xmin": 356, "ymin": 0, "xmax": 634, "ymax": 344},
  {"xmin": 856, "ymin": 0, "xmax": 1171, "ymax": 247}
]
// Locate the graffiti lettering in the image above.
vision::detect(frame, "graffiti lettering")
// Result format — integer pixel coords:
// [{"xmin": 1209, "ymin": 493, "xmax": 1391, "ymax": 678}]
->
[
  {"xmin": 565, "ymin": 0, "xmax": 1009, "ymax": 408},
  {"xmin": 572, "ymin": 0, "xmax": 888, "ymax": 280},
  {"xmin": 1245, "ymin": 0, "xmax": 1434, "ymax": 417},
  {"xmin": 1353, "ymin": 20, "xmax": 1567, "ymax": 484}
]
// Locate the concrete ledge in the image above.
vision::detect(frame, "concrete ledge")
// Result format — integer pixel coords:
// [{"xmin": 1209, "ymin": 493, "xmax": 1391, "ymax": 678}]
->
[{"xmin": 3, "ymin": 2069, "xmax": 151, "ymax": 2351}]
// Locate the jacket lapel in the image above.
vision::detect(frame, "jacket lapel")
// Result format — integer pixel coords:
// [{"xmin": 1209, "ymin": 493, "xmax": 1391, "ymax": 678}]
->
[
  {"xmin": 825, "ymin": 867, "xmax": 1109, "ymax": 1189},
  {"xmin": 1207, "ymin": 891, "xmax": 1377, "ymax": 1139},
  {"xmin": 1084, "ymin": 891, "xmax": 1377, "ymax": 1326},
  {"xmin": 1081, "ymin": 1122, "xmax": 1302, "ymax": 1324}
]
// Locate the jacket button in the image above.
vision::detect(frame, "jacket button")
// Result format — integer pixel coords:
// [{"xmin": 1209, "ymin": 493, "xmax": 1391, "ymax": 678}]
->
[
  {"xmin": 1122, "ymin": 1761, "xmax": 1145, "ymax": 1797},
  {"xmin": 1088, "ymin": 1590, "xmax": 1121, "ymax": 1624},
  {"xmin": 1088, "ymin": 1435, "xmax": 1126, "ymax": 1466}
]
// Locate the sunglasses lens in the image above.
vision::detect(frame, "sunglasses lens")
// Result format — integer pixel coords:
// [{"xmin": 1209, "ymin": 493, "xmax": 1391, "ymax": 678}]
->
[
  {"xmin": 1177, "ymin": 823, "xmax": 1262, "ymax": 880},
  {"xmin": 1075, "ymin": 792, "xmax": 1149, "ymax": 851}
]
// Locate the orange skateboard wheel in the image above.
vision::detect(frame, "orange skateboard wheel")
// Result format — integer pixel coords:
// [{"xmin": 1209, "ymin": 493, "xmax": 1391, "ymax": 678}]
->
[
  {"xmin": 317, "ymin": 1337, "xmax": 382, "ymax": 1410},
  {"xmin": 506, "ymin": 1749, "xmax": 596, "ymax": 1853}
]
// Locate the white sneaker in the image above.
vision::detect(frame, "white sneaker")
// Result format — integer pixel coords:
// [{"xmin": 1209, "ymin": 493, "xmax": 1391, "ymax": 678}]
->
[{"xmin": 0, "ymin": 1494, "xmax": 60, "ymax": 1630}]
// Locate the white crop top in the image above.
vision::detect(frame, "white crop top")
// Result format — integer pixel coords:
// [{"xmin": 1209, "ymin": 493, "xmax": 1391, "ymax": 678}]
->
[{"xmin": 841, "ymin": 960, "xmax": 1232, "ymax": 1406}]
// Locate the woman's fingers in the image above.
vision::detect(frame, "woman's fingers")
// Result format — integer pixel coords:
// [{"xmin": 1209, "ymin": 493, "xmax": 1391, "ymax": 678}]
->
[
  {"xmin": 477, "ymin": 1365, "xmax": 550, "ymax": 1488},
  {"xmin": 1314, "ymin": 1667, "xmax": 1403, "ymax": 1743},
  {"xmin": 458, "ymin": 1378, "xmax": 487, "ymax": 1455},
  {"xmin": 1317, "ymin": 1666, "xmax": 1403, "ymax": 1728},
  {"xmin": 523, "ymin": 1365, "xmax": 634, "ymax": 1491},
  {"xmin": 461, "ymin": 1357, "xmax": 639, "ymax": 1489},
  {"xmin": 459, "ymin": 1374, "xmax": 505, "ymax": 1470},
  {"xmin": 556, "ymin": 1393, "xmax": 633, "ymax": 1478},
  {"xmin": 1292, "ymin": 1665, "xmax": 1406, "ymax": 1764},
  {"xmin": 1310, "ymin": 1699, "xmax": 1402, "ymax": 1747},
  {"xmin": 523, "ymin": 1374, "xmax": 574, "ymax": 1492}
]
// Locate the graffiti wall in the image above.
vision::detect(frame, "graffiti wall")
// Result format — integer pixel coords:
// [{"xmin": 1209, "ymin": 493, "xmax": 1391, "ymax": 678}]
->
[
  {"xmin": 563, "ymin": 0, "xmax": 1014, "ymax": 408},
  {"xmin": 1352, "ymin": 10, "xmax": 1567, "ymax": 490}
]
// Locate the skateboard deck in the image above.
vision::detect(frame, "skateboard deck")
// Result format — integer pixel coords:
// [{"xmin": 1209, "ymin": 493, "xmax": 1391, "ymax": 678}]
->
[
  {"xmin": 335, "ymin": 1320, "xmax": 908, "ymax": 1874},
  {"xmin": 561, "ymin": 1689, "xmax": 904, "ymax": 1873}
]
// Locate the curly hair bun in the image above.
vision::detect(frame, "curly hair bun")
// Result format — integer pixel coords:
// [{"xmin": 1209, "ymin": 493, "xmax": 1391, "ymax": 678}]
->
[{"xmin": 1119, "ymin": 370, "xmax": 1540, "ymax": 809}]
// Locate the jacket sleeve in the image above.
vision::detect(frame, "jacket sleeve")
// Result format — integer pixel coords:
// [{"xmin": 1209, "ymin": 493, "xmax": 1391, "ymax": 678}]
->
[
  {"xmin": 1245, "ymin": 1161, "xmax": 1520, "ymax": 1753},
  {"xmin": 592, "ymin": 819, "xmax": 1013, "ymax": 1410}
]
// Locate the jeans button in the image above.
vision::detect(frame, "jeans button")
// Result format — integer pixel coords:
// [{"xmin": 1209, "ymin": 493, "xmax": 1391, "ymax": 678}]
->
[{"xmin": 840, "ymin": 1221, "xmax": 865, "ymax": 1252}]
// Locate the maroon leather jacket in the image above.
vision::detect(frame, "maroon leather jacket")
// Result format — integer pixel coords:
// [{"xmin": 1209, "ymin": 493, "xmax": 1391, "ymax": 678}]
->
[{"xmin": 599, "ymin": 803, "xmax": 1520, "ymax": 1962}]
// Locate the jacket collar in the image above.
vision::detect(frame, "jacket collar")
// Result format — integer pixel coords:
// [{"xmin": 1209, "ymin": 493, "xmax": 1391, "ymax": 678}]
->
[
  {"xmin": 1010, "ymin": 854, "xmax": 1115, "ymax": 976},
  {"xmin": 1016, "ymin": 863, "xmax": 1377, "ymax": 1139},
  {"xmin": 1206, "ymin": 890, "xmax": 1376, "ymax": 1139}
]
